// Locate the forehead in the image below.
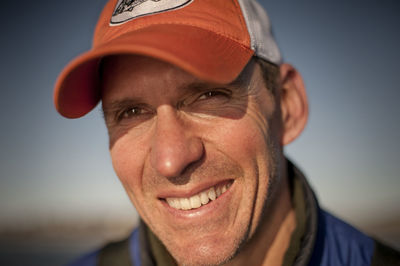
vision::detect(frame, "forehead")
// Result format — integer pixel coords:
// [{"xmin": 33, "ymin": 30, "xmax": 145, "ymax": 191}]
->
[
  {"xmin": 100, "ymin": 54, "xmax": 199, "ymax": 89},
  {"xmin": 100, "ymin": 54, "xmax": 258, "ymax": 101}
]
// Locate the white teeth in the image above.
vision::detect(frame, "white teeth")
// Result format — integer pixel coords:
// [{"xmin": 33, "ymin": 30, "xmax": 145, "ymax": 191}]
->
[
  {"xmin": 181, "ymin": 198, "xmax": 191, "ymax": 210},
  {"xmin": 200, "ymin": 191, "xmax": 210, "ymax": 205},
  {"xmin": 215, "ymin": 186, "xmax": 222, "ymax": 197},
  {"xmin": 166, "ymin": 183, "xmax": 232, "ymax": 211},
  {"xmin": 166, "ymin": 198, "xmax": 181, "ymax": 209},
  {"xmin": 208, "ymin": 187, "xmax": 216, "ymax": 201},
  {"xmin": 174, "ymin": 198, "xmax": 182, "ymax": 209},
  {"xmin": 189, "ymin": 195, "xmax": 201, "ymax": 209},
  {"xmin": 221, "ymin": 185, "xmax": 227, "ymax": 193},
  {"xmin": 166, "ymin": 198, "xmax": 175, "ymax": 208}
]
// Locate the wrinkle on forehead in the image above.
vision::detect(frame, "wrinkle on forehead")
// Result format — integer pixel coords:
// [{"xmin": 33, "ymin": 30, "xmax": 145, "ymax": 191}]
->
[{"xmin": 99, "ymin": 54, "xmax": 257, "ymax": 98}]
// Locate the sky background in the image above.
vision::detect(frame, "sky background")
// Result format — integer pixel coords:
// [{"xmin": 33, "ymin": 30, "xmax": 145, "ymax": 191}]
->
[{"xmin": 1, "ymin": 0, "xmax": 399, "ymax": 247}]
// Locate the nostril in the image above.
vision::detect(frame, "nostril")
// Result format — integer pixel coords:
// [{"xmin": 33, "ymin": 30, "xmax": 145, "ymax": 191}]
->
[
  {"xmin": 166, "ymin": 156, "xmax": 205, "ymax": 185},
  {"xmin": 166, "ymin": 173, "xmax": 191, "ymax": 186}
]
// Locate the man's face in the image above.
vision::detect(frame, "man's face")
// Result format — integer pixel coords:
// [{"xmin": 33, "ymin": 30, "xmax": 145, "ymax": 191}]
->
[{"xmin": 101, "ymin": 55, "xmax": 284, "ymax": 265}]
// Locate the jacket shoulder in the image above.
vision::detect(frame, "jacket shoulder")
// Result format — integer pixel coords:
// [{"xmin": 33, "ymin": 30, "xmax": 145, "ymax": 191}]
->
[{"xmin": 309, "ymin": 209, "xmax": 375, "ymax": 265}]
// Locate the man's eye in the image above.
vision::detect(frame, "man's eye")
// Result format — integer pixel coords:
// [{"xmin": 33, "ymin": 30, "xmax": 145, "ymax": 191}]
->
[
  {"xmin": 197, "ymin": 90, "xmax": 231, "ymax": 101},
  {"xmin": 118, "ymin": 107, "xmax": 148, "ymax": 121}
]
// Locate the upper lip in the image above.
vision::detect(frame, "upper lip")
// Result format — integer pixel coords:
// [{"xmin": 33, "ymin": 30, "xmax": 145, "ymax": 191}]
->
[{"xmin": 157, "ymin": 179, "xmax": 233, "ymax": 199}]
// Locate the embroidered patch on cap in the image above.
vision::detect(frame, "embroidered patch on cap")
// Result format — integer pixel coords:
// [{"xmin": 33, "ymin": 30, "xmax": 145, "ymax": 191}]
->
[{"xmin": 110, "ymin": 0, "xmax": 193, "ymax": 25}]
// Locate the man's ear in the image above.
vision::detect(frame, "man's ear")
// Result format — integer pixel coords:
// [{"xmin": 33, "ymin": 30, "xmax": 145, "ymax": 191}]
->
[{"xmin": 279, "ymin": 63, "xmax": 308, "ymax": 146}]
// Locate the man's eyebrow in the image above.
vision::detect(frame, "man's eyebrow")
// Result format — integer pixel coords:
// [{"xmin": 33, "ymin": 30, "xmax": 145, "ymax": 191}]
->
[
  {"xmin": 101, "ymin": 76, "xmax": 250, "ymax": 117},
  {"xmin": 178, "ymin": 77, "xmax": 248, "ymax": 93},
  {"xmin": 229, "ymin": 76, "xmax": 248, "ymax": 88},
  {"xmin": 177, "ymin": 82, "xmax": 214, "ymax": 93}
]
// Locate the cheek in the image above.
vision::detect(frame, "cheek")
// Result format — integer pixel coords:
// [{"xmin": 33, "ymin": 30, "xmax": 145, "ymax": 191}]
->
[
  {"xmin": 205, "ymin": 114, "xmax": 274, "ymax": 211},
  {"xmin": 212, "ymin": 112, "xmax": 277, "ymax": 209},
  {"xmin": 109, "ymin": 135, "xmax": 147, "ymax": 197},
  {"xmin": 213, "ymin": 115, "xmax": 271, "ymax": 165}
]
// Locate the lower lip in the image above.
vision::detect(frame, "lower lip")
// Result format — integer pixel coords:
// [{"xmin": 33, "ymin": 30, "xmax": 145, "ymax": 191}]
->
[{"xmin": 159, "ymin": 182, "xmax": 235, "ymax": 221}]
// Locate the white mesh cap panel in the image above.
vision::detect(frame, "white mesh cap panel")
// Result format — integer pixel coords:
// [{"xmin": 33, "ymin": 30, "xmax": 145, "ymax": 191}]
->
[{"xmin": 237, "ymin": 0, "xmax": 282, "ymax": 65}]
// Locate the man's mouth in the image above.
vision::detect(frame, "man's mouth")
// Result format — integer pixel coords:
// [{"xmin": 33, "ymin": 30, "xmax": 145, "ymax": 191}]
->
[{"xmin": 165, "ymin": 181, "xmax": 233, "ymax": 211}]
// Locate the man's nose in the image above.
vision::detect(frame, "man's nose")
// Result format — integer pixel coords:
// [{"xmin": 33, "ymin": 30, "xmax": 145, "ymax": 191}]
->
[{"xmin": 150, "ymin": 105, "xmax": 204, "ymax": 178}]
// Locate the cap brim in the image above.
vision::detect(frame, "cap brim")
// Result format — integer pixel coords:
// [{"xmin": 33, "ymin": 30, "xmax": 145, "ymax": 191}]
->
[{"xmin": 54, "ymin": 24, "xmax": 254, "ymax": 118}]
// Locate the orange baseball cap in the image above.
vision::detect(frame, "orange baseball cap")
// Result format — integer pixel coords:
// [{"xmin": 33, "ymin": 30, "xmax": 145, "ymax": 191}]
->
[{"xmin": 54, "ymin": 0, "xmax": 281, "ymax": 118}]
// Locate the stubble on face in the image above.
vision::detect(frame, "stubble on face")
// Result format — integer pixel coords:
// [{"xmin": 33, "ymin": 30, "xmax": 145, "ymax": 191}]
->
[{"xmin": 101, "ymin": 55, "xmax": 286, "ymax": 266}]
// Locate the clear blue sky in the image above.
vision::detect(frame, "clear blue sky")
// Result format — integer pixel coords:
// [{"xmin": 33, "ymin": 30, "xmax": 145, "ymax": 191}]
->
[{"xmin": 1, "ymin": 1, "xmax": 399, "ymax": 230}]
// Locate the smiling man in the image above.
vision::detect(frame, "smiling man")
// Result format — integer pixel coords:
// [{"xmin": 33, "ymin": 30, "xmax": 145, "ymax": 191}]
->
[
  {"xmin": 99, "ymin": 55, "xmax": 296, "ymax": 265},
  {"xmin": 54, "ymin": 0, "xmax": 399, "ymax": 265}
]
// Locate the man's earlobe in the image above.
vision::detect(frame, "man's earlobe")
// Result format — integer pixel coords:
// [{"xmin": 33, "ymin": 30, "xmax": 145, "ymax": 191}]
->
[{"xmin": 279, "ymin": 63, "xmax": 309, "ymax": 145}]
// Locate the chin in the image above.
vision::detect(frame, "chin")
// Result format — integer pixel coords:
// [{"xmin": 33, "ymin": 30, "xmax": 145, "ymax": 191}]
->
[
  {"xmin": 173, "ymin": 247, "xmax": 235, "ymax": 266},
  {"xmin": 165, "ymin": 231, "xmax": 247, "ymax": 266}
]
